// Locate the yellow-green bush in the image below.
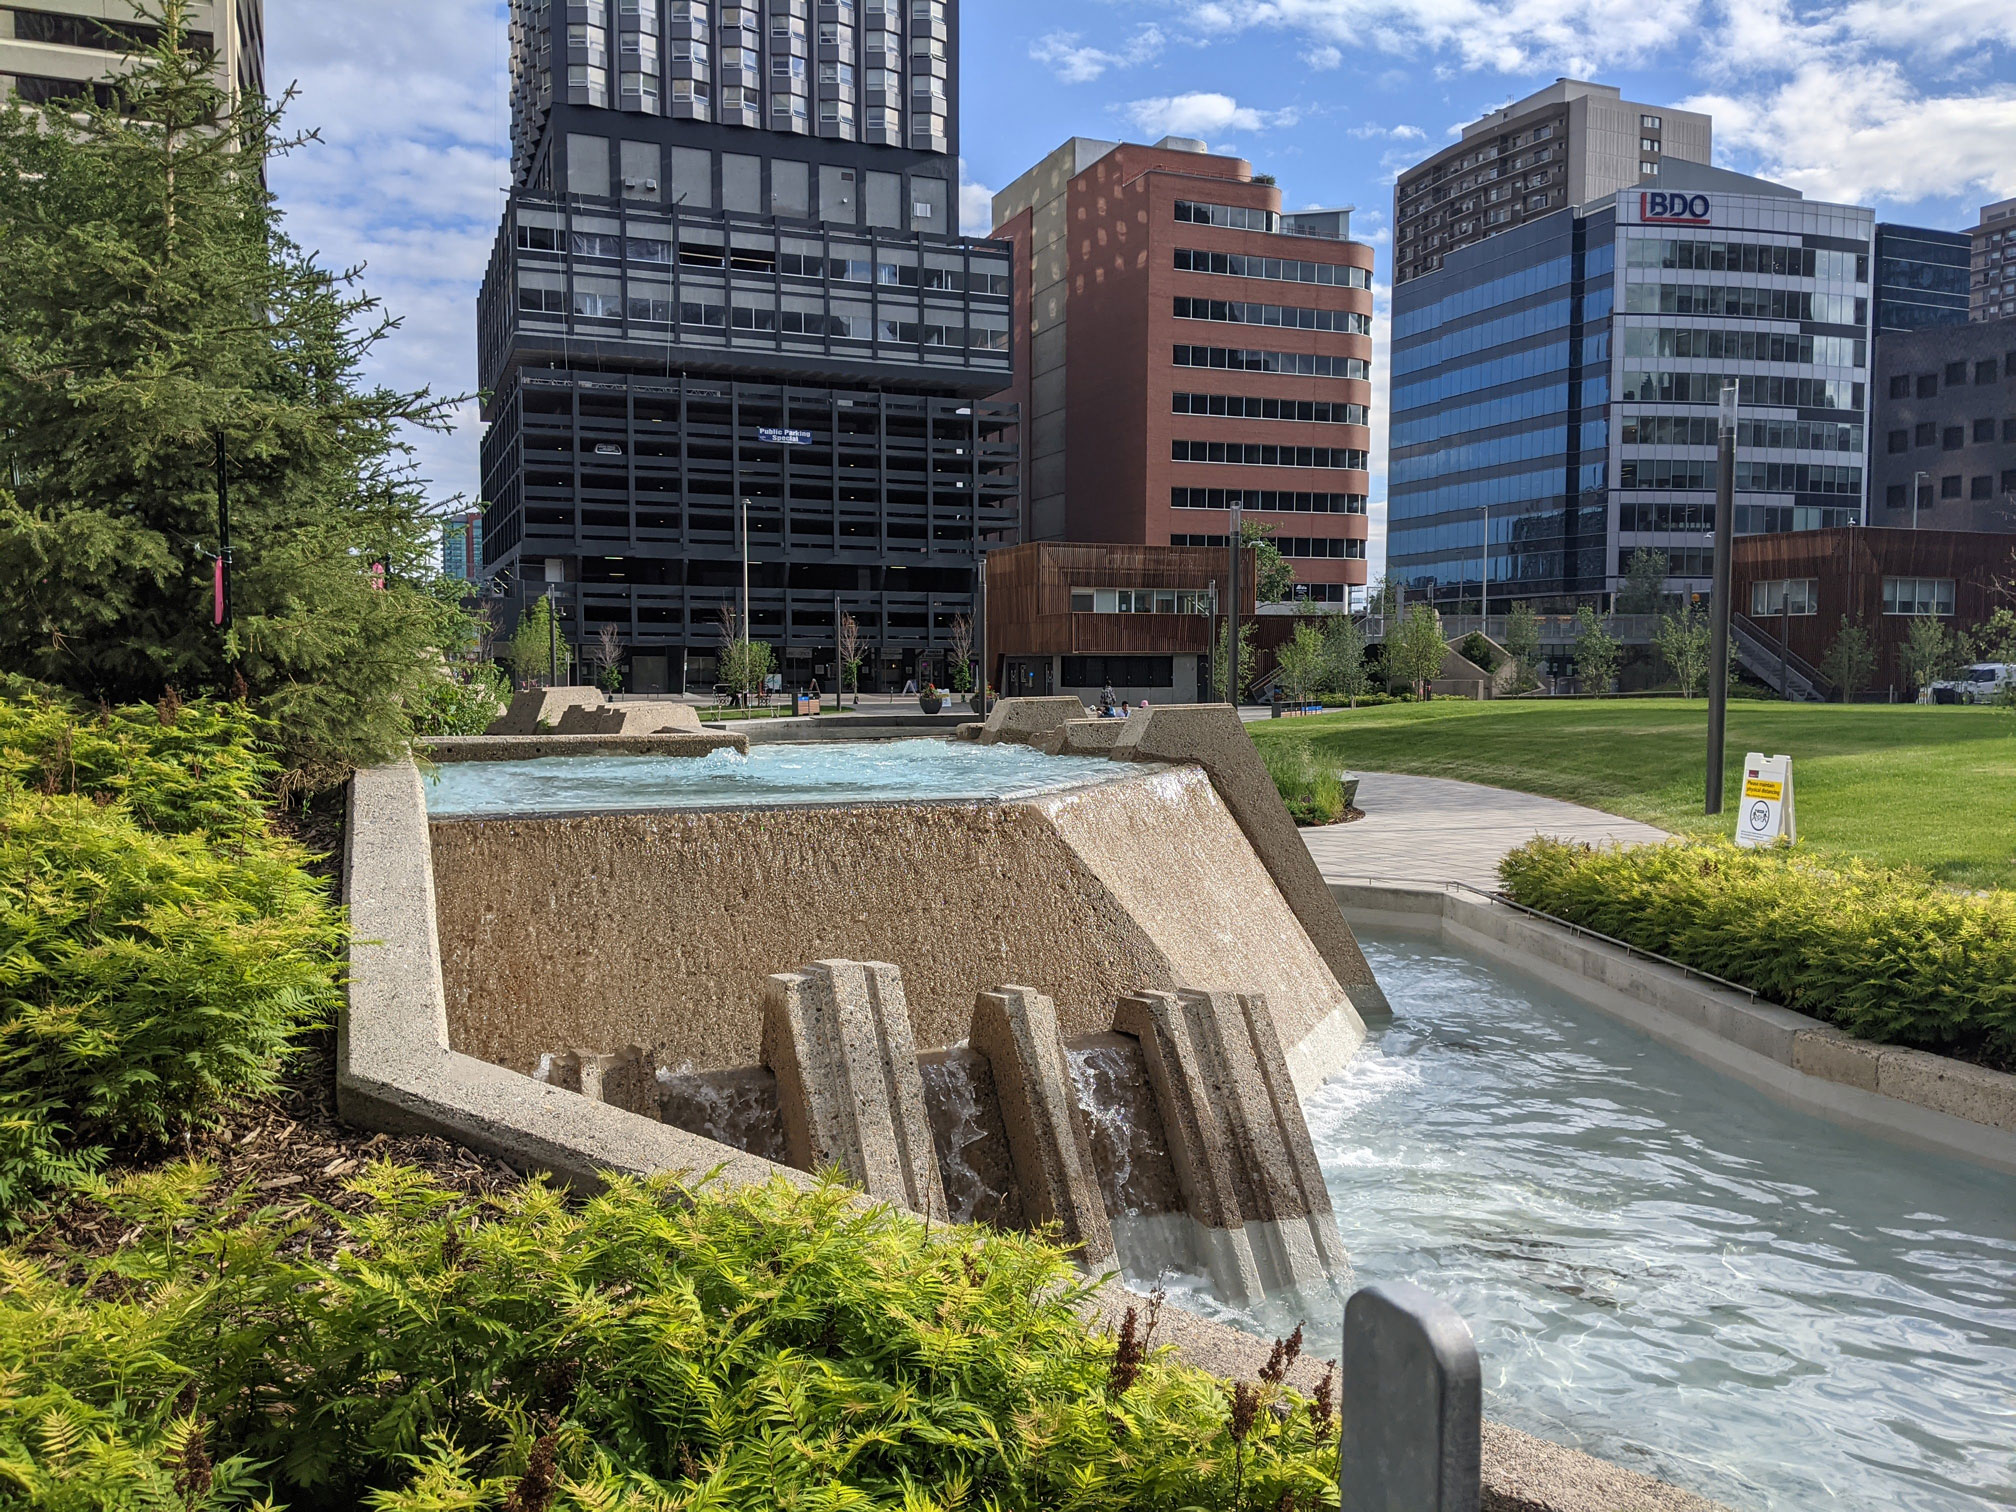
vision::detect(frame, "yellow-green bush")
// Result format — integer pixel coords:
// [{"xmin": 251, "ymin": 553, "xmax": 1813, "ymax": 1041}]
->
[
  {"xmin": 1, "ymin": 1165, "xmax": 1341, "ymax": 1510},
  {"xmin": 1499, "ymin": 838, "xmax": 2016, "ymax": 1063},
  {"xmin": 1261, "ymin": 740, "xmax": 1350, "ymax": 826},
  {"xmin": 0, "ymin": 687, "xmax": 342, "ymax": 1223}
]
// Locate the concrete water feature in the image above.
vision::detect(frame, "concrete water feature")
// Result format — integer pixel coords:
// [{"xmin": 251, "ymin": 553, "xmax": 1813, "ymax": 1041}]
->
[{"xmin": 343, "ymin": 699, "xmax": 1735, "ymax": 1512}]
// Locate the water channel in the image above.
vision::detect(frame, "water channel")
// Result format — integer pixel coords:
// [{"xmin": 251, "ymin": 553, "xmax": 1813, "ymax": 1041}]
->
[{"xmin": 1143, "ymin": 931, "xmax": 2016, "ymax": 1512}]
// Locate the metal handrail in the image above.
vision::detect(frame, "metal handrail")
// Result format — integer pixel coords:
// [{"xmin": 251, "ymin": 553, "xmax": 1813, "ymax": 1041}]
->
[{"xmin": 1443, "ymin": 879, "xmax": 1762, "ymax": 1002}]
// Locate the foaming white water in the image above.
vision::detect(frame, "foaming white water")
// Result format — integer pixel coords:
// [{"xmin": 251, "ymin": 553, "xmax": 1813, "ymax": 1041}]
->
[
  {"xmin": 424, "ymin": 739, "xmax": 1139, "ymax": 815},
  {"xmin": 1229, "ymin": 932, "xmax": 2016, "ymax": 1512}
]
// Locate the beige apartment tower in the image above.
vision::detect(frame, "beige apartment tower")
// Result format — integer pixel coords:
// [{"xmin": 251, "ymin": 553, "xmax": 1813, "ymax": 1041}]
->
[
  {"xmin": 1393, "ymin": 78, "xmax": 1710, "ymax": 285},
  {"xmin": 1971, "ymin": 197, "xmax": 2016, "ymax": 321},
  {"xmin": 0, "ymin": 2, "xmax": 263, "ymax": 108}
]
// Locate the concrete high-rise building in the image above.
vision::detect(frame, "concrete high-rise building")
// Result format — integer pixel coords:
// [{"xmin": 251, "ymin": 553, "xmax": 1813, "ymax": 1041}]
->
[
  {"xmin": 991, "ymin": 137, "xmax": 1373, "ymax": 603},
  {"xmin": 1388, "ymin": 159, "xmax": 1874, "ymax": 609},
  {"xmin": 1873, "ymin": 224, "xmax": 1972, "ymax": 333},
  {"xmin": 1872, "ymin": 318, "xmax": 2016, "ymax": 532},
  {"xmin": 1393, "ymin": 79, "xmax": 1710, "ymax": 286},
  {"xmin": 479, "ymin": 0, "xmax": 1017, "ymax": 694},
  {"xmin": 0, "ymin": 2, "xmax": 263, "ymax": 106},
  {"xmin": 1971, "ymin": 197, "xmax": 2016, "ymax": 321}
]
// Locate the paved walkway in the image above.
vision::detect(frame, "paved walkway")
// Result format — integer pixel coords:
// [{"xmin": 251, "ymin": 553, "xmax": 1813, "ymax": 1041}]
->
[{"xmin": 1302, "ymin": 772, "xmax": 1669, "ymax": 891}]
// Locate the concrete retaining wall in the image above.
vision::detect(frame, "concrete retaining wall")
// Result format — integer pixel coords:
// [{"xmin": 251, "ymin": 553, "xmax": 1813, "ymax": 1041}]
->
[{"xmin": 1333, "ymin": 881, "xmax": 2016, "ymax": 1176}]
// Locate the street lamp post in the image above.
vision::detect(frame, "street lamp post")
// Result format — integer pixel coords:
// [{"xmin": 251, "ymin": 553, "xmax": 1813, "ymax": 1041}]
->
[
  {"xmin": 1478, "ymin": 503, "xmax": 1490, "ymax": 629},
  {"xmin": 740, "ymin": 496, "xmax": 752, "ymax": 706},
  {"xmin": 1706, "ymin": 382, "xmax": 1738, "ymax": 815},
  {"xmin": 1912, "ymin": 470, "xmax": 1927, "ymax": 531},
  {"xmin": 1227, "ymin": 503, "xmax": 1244, "ymax": 707}
]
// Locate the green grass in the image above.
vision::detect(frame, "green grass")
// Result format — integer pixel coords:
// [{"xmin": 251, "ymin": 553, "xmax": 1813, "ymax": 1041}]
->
[{"xmin": 1251, "ymin": 699, "xmax": 2016, "ymax": 890}]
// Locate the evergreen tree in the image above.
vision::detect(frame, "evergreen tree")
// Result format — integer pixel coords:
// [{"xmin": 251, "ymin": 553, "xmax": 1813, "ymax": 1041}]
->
[{"xmin": 0, "ymin": 3, "xmax": 470, "ymax": 787}]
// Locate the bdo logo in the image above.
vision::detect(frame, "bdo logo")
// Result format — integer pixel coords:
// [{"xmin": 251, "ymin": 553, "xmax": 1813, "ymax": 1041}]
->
[{"xmin": 1641, "ymin": 191, "xmax": 1712, "ymax": 224}]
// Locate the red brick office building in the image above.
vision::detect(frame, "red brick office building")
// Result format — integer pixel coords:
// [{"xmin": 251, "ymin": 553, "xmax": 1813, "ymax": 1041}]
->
[{"xmin": 989, "ymin": 136, "xmax": 1375, "ymax": 604}]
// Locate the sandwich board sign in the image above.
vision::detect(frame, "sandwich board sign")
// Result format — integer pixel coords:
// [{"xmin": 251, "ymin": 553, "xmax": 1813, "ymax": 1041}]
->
[{"xmin": 1736, "ymin": 753, "xmax": 1794, "ymax": 848}]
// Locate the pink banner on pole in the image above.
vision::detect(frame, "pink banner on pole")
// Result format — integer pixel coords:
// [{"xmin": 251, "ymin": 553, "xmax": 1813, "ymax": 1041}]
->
[{"xmin": 213, "ymin": 557, "xmax": 225, "ymax": 625}]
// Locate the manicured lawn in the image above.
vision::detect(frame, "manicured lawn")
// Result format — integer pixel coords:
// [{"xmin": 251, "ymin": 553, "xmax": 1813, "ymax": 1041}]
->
[{"xmin": 1251, "ymin": 699, "xmax": 2016, "ymax": 890}]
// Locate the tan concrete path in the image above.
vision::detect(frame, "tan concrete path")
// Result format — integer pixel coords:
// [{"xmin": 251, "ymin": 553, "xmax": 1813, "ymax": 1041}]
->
[{"xmin": 1303, "ymin": 772, "xmax": 1669, "ymax": 891}]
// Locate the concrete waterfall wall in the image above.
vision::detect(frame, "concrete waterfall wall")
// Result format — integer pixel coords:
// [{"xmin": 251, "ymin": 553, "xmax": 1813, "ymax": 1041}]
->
[{"xmin": 430, "ymin": 766, "xmax": 1363, "ymax": 1088}]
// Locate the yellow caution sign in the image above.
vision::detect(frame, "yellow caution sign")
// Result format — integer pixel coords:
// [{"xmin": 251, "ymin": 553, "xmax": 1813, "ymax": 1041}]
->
[{"xmin": 1735, "ymin": 753, "xmax": 1795, "ymax": 848}]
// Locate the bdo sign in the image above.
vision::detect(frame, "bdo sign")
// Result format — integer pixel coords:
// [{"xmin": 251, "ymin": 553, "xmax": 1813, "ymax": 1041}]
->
[
  {"xmin": 1640, "ymin": 191, "xmax": 1712, "ymax": 224},
  {"xmin": 1735, "ymin": 752, "xmax": 1795, "ymax": 848}
]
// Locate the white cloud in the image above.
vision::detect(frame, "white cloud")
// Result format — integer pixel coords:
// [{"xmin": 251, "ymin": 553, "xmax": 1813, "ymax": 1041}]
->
[
  {"xmin": 1305, "ymin": 43, "xmax": 1343, "ymax": 69},
  {"xmin": 1348, "ymin": 122, "xmax": 1426, "ymax": 140},
  {"xmin": 1123, "ymin": 91, "xmax": 1300, "ymax": 138},
  {"xmin": 1029, "ymin": 25, "xmax": 1167, "ymax": 84},
  {"xmin": 267, "ymin": 0, "xmax": 510, "ymax": 506},
  {"xmin": 959, "ymin": 159, "xmax": 999, "ymax": 235}
]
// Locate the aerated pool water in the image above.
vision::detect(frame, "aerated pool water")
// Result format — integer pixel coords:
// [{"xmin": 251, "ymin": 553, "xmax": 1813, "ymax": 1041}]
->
[
  {"xmin": 1148, "ymin": 931, "xmax": 2016, "ymax": 1512},
  {"xmin": 424, "ymin": 738, "xmax": 1140, "ymax": 816}
]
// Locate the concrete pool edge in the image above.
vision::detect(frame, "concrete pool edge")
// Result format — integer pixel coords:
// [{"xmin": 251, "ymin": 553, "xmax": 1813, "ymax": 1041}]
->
[
  {"xmin": 342, "ymin": 759, "xmax": 1728, "ymax": 1512},
  {"xmin": 1331, "ymin": 880, "xmax": 2016, "ymax": 1176}
]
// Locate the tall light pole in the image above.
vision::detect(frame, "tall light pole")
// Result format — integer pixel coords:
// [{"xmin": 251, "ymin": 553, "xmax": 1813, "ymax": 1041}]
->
[
  {"xmin": 739, "ymin": 496, "xmax": 752, "ymax": 704},
  {"xmin": 1706, "ymin": 382, "xmax": 1738, "ymax": 815},
  {"xmin": 1477, "ymin": 503, "xmax": 1490, "ymax": 629},
  {"xmin": 1912, "ymin": 470, "xmax": 1927, "ymax": 531},
  {"xmin": 975, "ymin": 549, "xmax": 988, "ymax": 715},
  {"xmin": 1227, "ymin": 503, "xmax": 1244, "ymax": 707}
]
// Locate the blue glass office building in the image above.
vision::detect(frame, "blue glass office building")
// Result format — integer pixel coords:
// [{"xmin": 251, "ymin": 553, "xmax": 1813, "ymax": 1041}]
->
[
  {"xmin": 1390, "ymin": 181, "xmax": 1874, "ymax": 607},
  {"xmin": 1873, "ymin": 224, "xmax": 1971, "ymax": 333}
]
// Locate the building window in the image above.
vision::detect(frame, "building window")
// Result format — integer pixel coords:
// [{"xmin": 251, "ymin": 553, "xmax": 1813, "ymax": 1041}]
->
[
  {"xmin": 1173, "ymin": 200, "xmax": 1281, "ymax": 233},
  {"xmin": 1885, "ymin": 484, "xmax": 1906, "ymax": 508},
  {"xmin": 1067, "ymin": 589, "xmax": 1212, "ymax": 616},
  {"xmin": 1917, "ymin": 374, "xmax": 1938, "ymax": 398},
  {"xmin": 1973, "ymin": 475, "xmax": 1995, "ymax": 500},
  {"xmin": 1978, "ymin": 359, "xmax": 2000, "ymax": 385},
  {"xmin": 1888, "ymin": 374, "xmax": 1910, "ymax": 399},
  {"xmin": 1916, "ymin": 421, "xmax": 1937, "ymax": 447},
  {"xmin": 1640, "ymin": 114, "xmax": 1662, "ymax": 129},
  {"xmin": 1943, "ymin": 426, "xmax": 1965, "ymax": 451},
  {"xmin": 1640, "ymin": 161, "xmax": 1660, "ymax": 176},
  {"xmin": 1640, "ymin": 137, "xmax": 1661, "ymax": 152},
  {"xmin": 1975, "ymin": 418, "xmax": 1998, "ymax": 443},
  {"xmin": 1945, "ymin": 360, "xmax": 1968, "ymax": 384},
  {"xmin": 1882, "ymin": 578, "xmax": 1956, "ymax": 616},
  {"xmin": 2006, "ymin": 419, "xmax": 2016, "ymax": 443},
  {"xmin": 1887, "ymin": 429, "xmax": 1909, "ymax": 454},
  {"xmin": 1750, "ymin": 579, "xmax": 1817, "ymax": 617},
  {"xmin": 1941, "ymin": 474, "xmax": 1962, "ymax": 499}
]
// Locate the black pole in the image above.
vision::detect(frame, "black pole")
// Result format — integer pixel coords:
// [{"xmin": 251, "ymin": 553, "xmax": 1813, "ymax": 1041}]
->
[
  {"xmin": 548, "ymin": 585, "xmax": 558, "ymax": 687},
  {"xmin": 1227, "ymin": 504, "xmax": 1244, "ymax": 707},
  {"xmin": 1706, "ymin": 383, "xmax": 1737, "ymax": 815},
  {"xmin": 976, "ymin": 551, "xmax": 988, "ymax": 716},
  {"xmin": 215, "ymin": 434, "xmax": 232, "ymax": 631}
]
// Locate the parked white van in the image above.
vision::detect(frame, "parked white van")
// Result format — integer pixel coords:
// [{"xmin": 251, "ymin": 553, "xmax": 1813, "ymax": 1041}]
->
[{"xmin": 1927, "ymin": 663, "xmax": 2016, "ymax": 705}]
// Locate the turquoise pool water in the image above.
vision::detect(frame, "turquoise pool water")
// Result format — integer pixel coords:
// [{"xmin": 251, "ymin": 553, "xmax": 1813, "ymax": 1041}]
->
[
  {"xmin": 423, "ymin": 739, "xmax": 1139, "ymax": 816},
  {"xmin": 1160, "ymin": 931, "xmax": 2016, "ymax": 1512}
]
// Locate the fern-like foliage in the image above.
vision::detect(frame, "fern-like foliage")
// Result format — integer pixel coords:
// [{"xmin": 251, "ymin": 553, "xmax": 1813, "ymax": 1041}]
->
[{"xmin": 2, "ymin": 1166, "xmax": 1340, "ymax": 1511}]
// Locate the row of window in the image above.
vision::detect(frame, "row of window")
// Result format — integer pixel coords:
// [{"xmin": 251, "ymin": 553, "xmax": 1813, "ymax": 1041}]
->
[
  {"xmin": 1390, "ymin": 383, "xmax": 1568, "ymax": 449},
  {"xmin": 1173, "ymin": 297, "xmax": 1371, "ymax": 335},
  {"xmin": 1623, "ymin": 284, "xmax": 1866, "ymax": 326},
  {"xmin": 1173, "ymin": 346, "xmax": 1370, "ymax": 379},
  {"xmin": 1887, "ymin": 354, "xmax": 2016, "ymax": 397},
  {"xmin": 1393, "ymin": 254, "xmax": 1573, "ymax": 340},
  {"xmin": 1621, "ymin": 327, "xmax": 1865, "ymax": 369},
  {"xmin": 1618, "ymin": 459, "xmax": 1862, "ymax": 494},
  {"xmin": 1172, "ymin": 393, "xmax": 1367, "ymax": 425},
  {"xmin": 1749, "ymin": 578, "xmax": 1818, "ymax": 616},
  {"xmin": 1618, "ymin": 501, "xmax": 1715, "ymax": 532},
  {"xmin": 1619, "ymin": 371, "xmax": 1864, "ymax": 411},
  {"xmin": 1620, "ymin": 416, "xmax": 1864, "ymax": 453},
  {"xmin": 1174, "ymin": 248, "xmax": 1371, "ymax": 289},
  {"xmin": 1169, "ymin": 533, "xmax": 1365, "ymax": 558},
  {"xmin": 1887, "ymin": 419, "xmax": 2016, "ymax": 452},
  {"xmin": 1389, "ymin": 425, "xmax": 1566, "ymax": 488},
  {"xmin": 1060, "ymin": 656, "xmax": 1179, "ymax": 688},
  {"xmin": 1619, "ymin": 546, "xmax": 1716, "ymax": 578},
  {"xmin": 523, "ymin": 286, "xmax": 1008, "ymax": 348},
  {"xmin": 1885, "ymin": 473, "xmax": 2016, "ymax": 505},
  {"xmin": 1170, "ymin": 489, "xmax": 1367, "ymax": 514},
  {"xmin": 1067, "ymin": 589, "xmax": 1213, "ymax": 616},
  {"xmin": 1174, "ymin": 200, "xmax": 1280, "ymax": 233},
  {"xmin": 1171, "ymin": 440, "xmax": 1368, "ymax": 470},
  {"xmin": 521, "ymin": 226, "xmax": 1006, "ymax": 294},
  {"xmin": 1393, "ymin": 342, "xmax": 1569, "ymax": 412},
  {"xmin": 6, "ymin": 6, "xmax": 211, "ymax": 52},
  {"xmin": 1624, "ymin": 238, "xmax": 1866, "ymax": 283},
  {"xmin": 1392, "ymin": 298, "xmax": 1571, "ymax": 378}
]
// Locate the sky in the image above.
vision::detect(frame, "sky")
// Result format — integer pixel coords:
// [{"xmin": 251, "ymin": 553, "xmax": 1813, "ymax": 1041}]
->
[{"xmin": 267, "ymin": 0, "xmax": 2016, "ymax": 572}]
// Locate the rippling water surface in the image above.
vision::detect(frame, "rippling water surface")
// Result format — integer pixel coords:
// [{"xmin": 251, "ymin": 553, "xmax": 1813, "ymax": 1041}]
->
[
  {"xmin": 424, "ymin": 738, "xmax": 1136, "ymax": 815},
  {"xmin": 1170, "ymin": 932, "xmax": 2016, "ymax": 1512}
]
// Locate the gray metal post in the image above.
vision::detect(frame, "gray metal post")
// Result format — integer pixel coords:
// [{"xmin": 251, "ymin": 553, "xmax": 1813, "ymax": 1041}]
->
[
  {"xmin": 976, "ymin": 550, "xmax": 988, "ymax": 715},
  {"xmin": 1227, "ymin": 504, "xmax": 1244, "ymax": 706},
  {"xmin": 1912, "ymin": 469, "xmax": 1926, "ymax": 531},
  {"xmin": 1342, "ymin": 1282, "xmax": 1481, "ymax": 1512},
  {"xmin": 1706, "ymin": 382, "xmax": 1737, "ymax": 815},
  {"xmin": 1478, "ymin": 503, "xmax": 1488, "ymax": 627}
]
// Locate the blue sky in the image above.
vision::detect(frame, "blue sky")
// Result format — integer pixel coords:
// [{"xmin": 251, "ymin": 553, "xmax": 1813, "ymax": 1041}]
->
[{"xmin": 267, "ymin": 0, "xmax": 2016, "ymax": 573}]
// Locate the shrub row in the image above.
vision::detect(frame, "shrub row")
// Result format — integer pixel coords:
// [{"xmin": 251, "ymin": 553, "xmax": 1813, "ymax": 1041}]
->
[
  {"xmin": 0, "ymin": 687, "xmax": 341, "ymax": 1224},
  {"xmin": 1, "ymin": 1166, "xmax": 1341, "ymax": 1510},
  {"xmin": 1499, "ymin": 838, "xmax": 2016, "ymax": 1064}
]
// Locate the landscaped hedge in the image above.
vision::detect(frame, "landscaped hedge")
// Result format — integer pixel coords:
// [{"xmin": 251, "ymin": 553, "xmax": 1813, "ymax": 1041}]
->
[
  {"xmin": 1, "ymin": 1166, "xmax": 1341, "ymax": 1510},
  {"xmin": 1260, "ymin": 739, "xmax": 1353, "ymax": 826},
  {"xmin": 1499, "ymin": 838, "xmax": 2016, "ymax": 1064},
  {"xmin": 0, "ymin": 686, "xmax": 341, "ymax": 1223}
]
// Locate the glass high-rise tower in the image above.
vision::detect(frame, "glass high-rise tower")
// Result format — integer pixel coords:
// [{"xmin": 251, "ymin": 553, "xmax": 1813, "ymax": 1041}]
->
[{"xmin": 479, "ymin": 0, "xmax": 1018, "ymax": 693}]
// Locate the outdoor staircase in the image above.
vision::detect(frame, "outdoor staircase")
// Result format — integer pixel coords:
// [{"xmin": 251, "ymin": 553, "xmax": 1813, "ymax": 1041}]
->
[{"xmin": 1732, "ymin": 613, "xmax": 1834, "ymax": 702}]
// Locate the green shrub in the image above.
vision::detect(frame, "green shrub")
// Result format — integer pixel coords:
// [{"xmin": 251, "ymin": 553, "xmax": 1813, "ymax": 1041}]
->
[
  {"xmin": 1, "ymin": 1165, "xmax": 1341, "ymax": 1510},
  {"xmin": 1457, "ymin": 632, "xmax": 1501, "ymax": 673},
  {"xmin": 1499, "ymin": 838, "xmax": 2016, "ymax": 1062},
  {"xmin": 1261, "ymin": 740, "xmax": 1350, "ymax": 826},
  {"xmin": 0, "ymin": 678, "xmax": 277, "ymax": 841},
  {"xmin": 0, "ymin": 686, "xmax": 342, "ymax": 1223},
  {"xmin": 412, "ymin": 660, "xmax": 511, "ymax": 737}
]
